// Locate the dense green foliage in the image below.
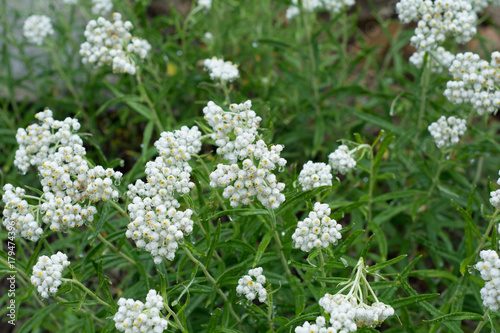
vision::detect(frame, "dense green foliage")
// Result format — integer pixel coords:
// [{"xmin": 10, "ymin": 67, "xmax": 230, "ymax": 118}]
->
[{"xmin": 1, "ymin": 0, "xmax": 500, "ymax": 332}]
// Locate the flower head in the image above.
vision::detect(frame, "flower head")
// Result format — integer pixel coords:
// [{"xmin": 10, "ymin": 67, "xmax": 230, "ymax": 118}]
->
[
  {"xmin": 23, "ymin": 15, "xmax": 54, "ymax": 46},
  {"xmin": 31, "ymin": 252, "xmax": 70, "ymax": 298},
  {"xmin": 236, "ymin": 267, "xmax": 268, "ymax": 303},
  {"xmin": 428, "ymin": 116, "xmax": 466, "ymax": 148}
]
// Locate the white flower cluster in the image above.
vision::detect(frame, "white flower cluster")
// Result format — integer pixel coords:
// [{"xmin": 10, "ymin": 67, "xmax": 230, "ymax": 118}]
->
[
  {"xmin": 286, "ymin": 0, "xmax": 355, "ymax": 20},
  {"xmin": 31, "ymin": 252, "xmax": 70, "ymax": 298},
  {"xmin": 296, "ymin": 294, "xmax": 394, "ymax": 332},
  {"xmin": 203, "ymin": 57, "xmax": 239, "ymax": 82},
  {"xmin": 91, "ymin": 0, "xmax": 113, "ymax": 15},
  {"xmin": 14, "ymin": 108, "xmax": 81, "ymax": 174},
  {"xmin": 114, "ymin": 290, "xmax": 169, "ymax": 333},
  {"xmin": 298, "ymin": 161, "xmax": 332, "ymax": 191},
  {"xmin": 475, "ymin": 250, "xmax": 500, "ymax": 311},
  {"xmin": 9, "ymin": 109, "xmax": 123, "ymax": 238},
  {"xmin": 444, "ymin": 52, "xmax": 500, "ymax": 115},
  {"xmin": 2, "ymin": 185, "xmax": 43, "ymax": 241},
  {"xmin": 292, "ymin": 202, "xmax": 342, "ymax": 252},
  {"xmin": 80, "ymin": 13, "xmax": 151, "ymax": 75},
  {"xmin": 489, "ymin": 170, "xmax": 500, "ymax": 209},
  {"xmin": 328, "ymin": 145, "xmax": 356, "ymax": 175},
  {"xmin": 198, "ymin": 0, "xmax": 212, "ymax": 9},
  {"xmin": 205, "ymin": 101, "xmax": 287, "ymax": 209},
  {"xmin": 469, "ymin": 0, "xmax": 500, "ymax": 12},
  {"xmin": 236, "ymin": 267, "xmax": 267, "ymax": 303},
  {"xmin": 428, "ymin": 116, "xmax": 467, "ymax": 149},
  {"xmin": 409, "ymin": 47, "xmax": 455, "ymax": 73},
  {"xmin": 23, "ymin": 15, "xmax": 54, "ymax": 46},
  {"xmin": 126, "ymin": 127, "xmax": 201, "ymax": 263},
  {"xmin": 396, "ymin": 0, "xmax": 477, "ymax": 51}
]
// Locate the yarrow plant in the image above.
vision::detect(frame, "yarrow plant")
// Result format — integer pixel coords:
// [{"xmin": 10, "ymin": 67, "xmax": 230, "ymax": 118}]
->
[
  {"xmin": 292, "ymin": 202, "xmax": 342, "ymax": 252},
  {"xmin": 113, "ymin": 290, "xmax": 169, "ymax": 332},
  {"xmin": 91, "ymin": 0, "xmax": 113, "ymax": 15},
  {"xmin": 295, "ymin": 258, "xmax": 394, "ymax": 332},
  {"xmin": 80, "ymin": 12, "xmax": 151, "ymax": 75},
  {"xmin": 23, "ymin": 15, "xmax": 54, "ymax": 46},
  {"xmin": 328, "ymin": 145, "xmax": 356, "ymax": 175},
  {"xmin": 396, "ymin": 0, "xmax": 476, "ymax": 51},
  {"xmin": 236, "ymin": 267, "xmax": 268, "ymax": 303},
  {"xmin": 203, "ymin": 57, "xmax": 239, "ymax": 82},
  {"xmin": 428, "ymin": 116, "xmax": 467, "ymax": 149},
  {"xmin": 31, "ymin": 252, "xmax": 70, "ymax": 299},
  {"xmin": 444, "ymin": 52, "xmax": 500, "ymax": 115},
  {"xmin": 4, "ymin": 109, "xmax": 123, "ymax": 239},
  {"xmin": 286, "ymin": 0, "xmax": 356, "ymax": 20},
  {"xmin": 205, "ymin": 100, "xmax": 287, "ymax": 209},
  {"xmin": 298, "ymin": 161, "xmax": 333, "ymax": 190},
  {"xmin": 475, "ymin": 250, "xmax": 500, "ymax": 311},
  {"xmin": 126, "ymin": 126, "xmax": 202, "ymax": 264},
  {"xmin": 409, "ymin": 47, "xmax": 455, "ymax": 72}
]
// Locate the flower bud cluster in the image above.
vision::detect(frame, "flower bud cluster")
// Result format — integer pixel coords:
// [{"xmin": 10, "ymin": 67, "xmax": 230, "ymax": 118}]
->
[
  {"xmin": 396, "ymin": 0, "xmax": 477, "ymax": 51},
  {"xmin": 428, "ymin": 116, "xmax": 466, "ymax": 148},
  {"xmin": 236, "ymin": 267, "xmax": 267, "ymax": 303},
  {"xmin": 444, "ymin": 52, "xmax": 500, "ymax": 115},
  {"xmin": 114, "ymin": 290, "xmax": 169, "ymax": 333},
  {"xmin": 489, "ymin": 170, "xmax": 500, "ymax": 209},
  {"xmin": 91, "ymin": 0, "xmax": 113, "ymax": 15},
  {"xmin": 205, "ymin": 100, "xmax": 287, "ymax": 209},
  {"xmin": 198, "ymin": 0, "xmax": 212, "ymax": 9},
  {"xmin": 409, "ymin": 47, "xmax": 455, "ymax": 73},
  {"xmin": 297, "ymin": 258, "xmax": 394, "ymax": 332},
  {"xmin": 23, "ymin": 15, "xmax": 54, "ymax": 46},
  {"xmin": 126, "ymin": 127, "xmax": 201, "ymax": 263},
  {"xmin": 298, "ymin": 161, "xmax": 332, "ymax": 191},
  {"xmin": 286, "ymin": 0, "xmax": 355, "ymax": 20},
  {"xmin": 475, "ymin": 250, "xmax": 500, "ymax": 311},
  {"xmin": 14, "ymin": 108, "xmax": 81, "ymax": 174},
  {"xmin": 9, "ymin": 109, "xmax": 123, "ymax": 238},
  {"xmin": 80, "ymin": 13, "xmax": 151, "ymax": 75},
  {"xmin": 203, "ymin": 57, "xmax": 239, "ymax": 82},
  {"xmin": 31, "ymin": 252, "xmax": 70, "ymax": 299},
  {"xmin": 469, "ymin": 0, "xmax": 500, "ymax": 13},
  {"xmin": 328, "ymin": 145, "xmax": 356, "ymax": 175},
  {"xmin": 2, "ymin": 185, "xmax": 43, "ymax": 241},
  {"xmin": 292, "ymin": 202, "xmax": 342, "ymax": 252}
]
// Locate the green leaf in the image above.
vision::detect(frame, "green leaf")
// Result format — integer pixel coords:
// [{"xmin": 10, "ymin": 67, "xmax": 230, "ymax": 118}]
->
[
  {"xmin": 275, "ymin": 313, "xmax": 317, "ymax": 333},
  {"xmin": 205, "ymin": 220, "xmax": 221, "ymax": 267},
  {"xmin": 126, "ymin": 101, "xmax": 153, "ymax": 120},
  {"xmin": 391, "ymin": 293, "xmax": 440, "ymax": 308},
  {"xmin": 90, "ymin": 203, "xmax": 110, "ymax": 243},
  {"xmin": 425, "ymin": 312, "xmax": 483, "ymax": 323},
  {"xmin": 367, "ymin": 255, "xmax": 406, "ymax": 273},
  {"xmin": 141, "ymin": 120, "xmax": 155, "ymax": 158},
  {"xmin": 207, "ymin": 308, "xmax": 222, "ymax": 332},
  {"xmin": 287, "ymin": 275, "xmax": 305, "ymax": 316},
  {"xmin": 338, "ymin": 229, "xmax": 365, "ymax": 254},
  {"xmin": 17, "ymin": 303, "xmax": 58, "ymax": 333},
  {"xmin": 253, "ymin": 229, "xmax": 274, "ymax": 267},
  {"xmin": 276, "ymin": 186, "xmax": 332, "ymax": 215},
  {"xmin": 368, "ymin": 222, "xmax": 388, "ymax": 261},
  {"xmin": 207, "ymin": 208, "xmax": 269, "ymax": 221}
]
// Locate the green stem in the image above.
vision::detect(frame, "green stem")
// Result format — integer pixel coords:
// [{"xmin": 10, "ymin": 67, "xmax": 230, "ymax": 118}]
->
[
  {"xmin": 427, "ymin": 151, "xmax": 445, "ymax": 199},
  {"xmin": 367, "ymin": 150, "xmax": 375, "ymax": 225},
  {"xmin": 61, "ymin": 278, "xmax": 111, "ymax": 308},
  {"xmin": 472, "ymin": 209, "xmax": 500, "ymax": 260},
  {"xmin": 268, "ymin": 210, "xmax": 292, "ymax": 277},
  {"xmin": 417, "ymin": 56, "xmax": 431, "ymax": 132},
  {"xmin": 473, "ymin": 312, "xmax": 489, "ymax": 333},
  {"xmin": 318, "ymin": 249, "xmax": 327, "ymax": 293},
  {"xmin": 136, "ymin": 70, "xmax": 164, "ymax": 133},
  {"xmin": 164, "ymin": 300, "xmax": 188, "ymax": 333},
  {"xmin": 181, "ymin": 245, "xmax": 241, "ymax": 322},
  {"xmin": 266, "ymin": 293, "xmax": 275, "ymax": 331},
  {"xmin": 109, "ymin": 200, "xmax": 129, "ymax": 220}
]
